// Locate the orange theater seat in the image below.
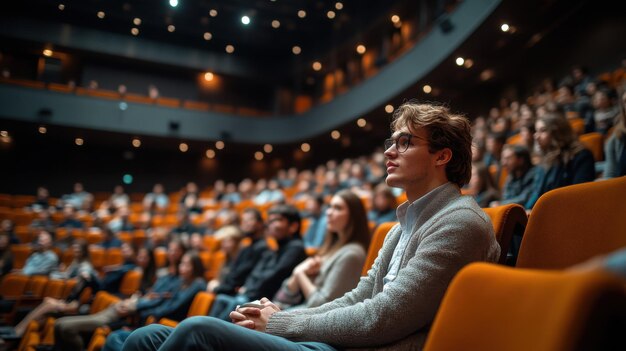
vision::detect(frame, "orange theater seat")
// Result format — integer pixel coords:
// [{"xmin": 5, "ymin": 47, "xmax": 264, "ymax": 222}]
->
[
  {"xmin": 481, "ymin": 204, "xmax": 528, "ymax": 264},
  {"xmin": 362, "ymin": 222, "xmax": 397, "ymax": 276}
]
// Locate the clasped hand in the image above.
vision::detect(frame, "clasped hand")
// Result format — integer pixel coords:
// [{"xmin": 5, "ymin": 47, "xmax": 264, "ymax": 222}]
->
[{"xmin": 229, "ymin": 297, "xmax": 281, "ymax": 332}]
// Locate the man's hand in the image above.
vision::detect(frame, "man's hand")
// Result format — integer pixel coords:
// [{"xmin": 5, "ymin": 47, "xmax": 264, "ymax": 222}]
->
[{"xmin": 229, "ymin": 297, "xmax": 281, "ymax": 332}]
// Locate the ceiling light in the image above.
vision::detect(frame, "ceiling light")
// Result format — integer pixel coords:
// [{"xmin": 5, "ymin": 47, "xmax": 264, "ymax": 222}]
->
[
  {"xmin": 464, "ymin": 59, "xmax": 474, "ymax": 68},
  {"xmin": 241, "ymin": 16, "xmax": 250, "ymax": 25},
  {"xmin": 312, "ymin": 61, "xmax": 322, "ymax": 71},
  {"xmin": 215, "ymin": 141, "xmax": 225, "ymax": 149},
  {"xmin": 384, "ymin": 104, "xmax": 394, "ymax": 113},
  {"xmin": 75, "ymin": 138, "xmax": 84, "ymax": 146},
  {"xmin": 501, "ymin": 23, "xmax": 510, "ymax": 32},
  {"xmin": 203, "ymin": 32, "xmax": 212, "ymax": 40},
  {"xmin": 131, "ymin": 28, "xmax": 139, "ymax": 35},
  {"xmin": 455, "ymin": 57, "xmax": 465, "ymax": 66},
  {"xmin": 391, "ymin": 15, "xmax": 400, "ymax": 24},
  {"xmin": 38, "ymin": 126, "xmax": 47, "ymax": 134},
  {"xmin": 132, "ymin": 138, "xmax": 141, "ymax": 147},
  {"xmin": 167, "ymin": 25, "xmax": 175, "ymax": 32},
  {"xmin": 169, "ymin": 0, "xmax": 178, "ymax": 8},
  {"xmin": 335, "ymin": 2, "xmax": 344, "ymax": 10},
  {"xmin": 133, "ymin": 18, "xmax": 142, "ymax": 25},
  {"xmin": 225, "ymin": 45, "xmax": 235, "ymax": 53},
  {"xmin": 356, "ymin": 44, "xmax": 366, "ymax": 54},
  {"xmin": 58, "ymin": 4, "xmax": 65, "ymax": 10},
  {"xmin": 331, "ymin": 130, "xmax": 341, "ymax": 140},
  {"xmin": 298, "ymin": 10, "xmax": 306, "ymax": 18},
  {"xmin": 205, "ymin": 149, "xmax": 215, "ymax": 159},
  {"xmin": 301, "ymin": 143, "xmax": 311, "ymax": 152},
  {"xmin": 480, "ymin": 69, "xmax": 495, "ymax": 81},
  {"xmin": 292, "ymin": 46, "xmax": 301, "ymax": 55},
  {"xmin": 271, "ymin": 20, "xmax": 280, "ymax": 28},
  {"xmin": 209, "ymin": 9, "xmax": 218, "ymax": 17},
  {"xmin": 204, "ymin": 72, "xmax": 214, "ymax": 81},
  {"xmin": 263, "ymin": 144, "xmax": 273, "ymax": 153},
  {"xmin": 97, "ymin": 11, "xmax": 105, "ymax": 19},
  {"xmin": 0, "ymin": 131, "xmax": 7, "ymax": 137},
  {"xmin": 254, "ymin": 151, "xmax": 264, "ymax": 160},
  {"xmin": 327, "ymin": 11, "xmax": 336, "ymax": 19},
  {"xmin": 423, "ymin": 85, "xmax": 432, "ymax": 94},
  {"xmin": 43, "ymin": 49, "xmax": 53, "ymax": 57},
  {"xmin": 357, "ymin": 118, "xmax": 367, "ymax": 127},
  {"xmin": 179, "ymin": 142, "xmax": 188, "ymax": 152}
]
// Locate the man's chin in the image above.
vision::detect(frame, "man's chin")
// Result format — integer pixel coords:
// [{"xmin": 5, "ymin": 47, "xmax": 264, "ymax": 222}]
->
[{"xmin": 385, "ymin": 175, "xmax": 400, "ymax": 188}]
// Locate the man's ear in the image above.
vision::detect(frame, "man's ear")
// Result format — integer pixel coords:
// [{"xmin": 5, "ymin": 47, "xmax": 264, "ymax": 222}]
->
[{"xmin": 435, "ymin": 148, "xmax": 452, "ymax": 166}]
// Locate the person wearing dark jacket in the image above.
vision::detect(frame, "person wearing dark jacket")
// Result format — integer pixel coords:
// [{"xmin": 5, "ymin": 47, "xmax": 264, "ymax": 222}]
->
[{"xmin": 208, "ymin": 205, "xmax": 306, "ymax": 320}]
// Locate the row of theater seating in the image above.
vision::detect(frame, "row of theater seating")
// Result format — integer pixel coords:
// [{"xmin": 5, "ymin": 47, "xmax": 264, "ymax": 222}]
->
[{"xmin": 6, "ymin": 176, "xmax": 626, "ymax": 350}]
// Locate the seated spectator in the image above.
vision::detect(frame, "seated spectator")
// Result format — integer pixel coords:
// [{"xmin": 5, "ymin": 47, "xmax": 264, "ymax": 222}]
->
[
  {"xmin": 368, "ymin": 183, "xmax": 398, "ymax": 228},
  {"xmin": 55, "ymin": 251, "xmax": 204, "ymax": 351},
  {"xmin": 490, "ymin": 144, "xmax": 536, "ymax": 207},
  {"xmin": 180, "ymin": 182, "xmax": 202, "ymax": 214},
  {"xmin": 96, "ymin": 243, "xmax": 139, "ymax": 295},
  {"xmin": 222, "ymin": 182, "xmax": 242, "ymax": 205},
  {"xmin": 237, "ymin": 178, "xmax": 255, "ymax": 201},
  {"xmin": 107, "ymin": 207, "xmax": 135, "ymax": 234},
  {"xmin": 12, "ymin": 240, "xmax": 96, "ymax": 336},
  {"xmin": 0, "ymin": 219, "xmax": 19, "ymax": 244},
  {"xmin": 211, "ymin": 225, "xmax": 244, "ymax": 284},
  {"xmin": 254, "ymin": 179, "xmax": 285, "ymax": 205},
  {"xmin": 300, "ymin": 195, "xmax": 328, "ymax": 250},
  {"xmin": 0, "ymin": 232, "xmax": 13, "ymax": 278},
  {"xmin": 109, "ymin": 185, "xmax": 130, "ymax": 212},
  {"xmin": 98, "ymin": 228, "xmax": 123, "ymax": 249},
  {"xmin": 59, "ymin": 182, "xmax": 93, "ymax": 211},
  {"xmin": 209, "ymin": 208, "xmax": 268, "ymax": 295},
  {"xmin": 20, "ymin": 231, "xmax": 58, "ymax": 276},
  {"xmin": 142, "ymin": 183, "xmax": 169, "ymax": 213},
  {"xmin": 29, "ymin": 186, "xmax": 51, "ymax": 212},
  {"xmin": 321, "ymin": 170, "xmax": 343, "ymax": 197},
  {"xmin": 171, "ymin": 211, "xmax": 199, "ymax": 239},
  {"xmin": 29, "ymin": 209, "xmax": 56, "ymax": 235},
  {"xmin": 603, "ymin": 90, "xmax": 626, "ymax": 178},
  {"xmin": 483, "ymin": 131, "xmax": 506, "ymax": 171},
  {"xmin": 207, "ymin": 205, "xmax": 306, "ymax": 320},
  {"xmin": 592, "ymin": 90, "xmax": 619, "ymax": 135},
  {"xmin": 291, "ymin": 179, "xmax": 314, "ymax": 201},
  {"xmin": 468, "ymin": 162, "xmax": 500, "ymax": 208},
  {"xmin": 58, "ymin": 205, "xmax": 85, "ymax": 230},
  {"xmin": 525, "ymin": 114, "xmax": 596, "ymax": 209},
  {"xmin": 274, "ymin": 190, "xmax": 369, "ymax": 310}
]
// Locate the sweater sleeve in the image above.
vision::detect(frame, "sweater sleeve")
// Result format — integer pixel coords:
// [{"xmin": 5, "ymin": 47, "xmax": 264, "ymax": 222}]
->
[
  {"xmin": 603, "ymin": 136, "xmax": 619, "ymax": 178},
  {"xmin": 267, "ymin": 210, "xmax": 496, "ymax": 348},
  {"xmin": 305, "ymin": 245, "xmax": 365, "ymax": 308},
  {"xmin": 140, "ymin": 278, "xmax": 205, "ymax": 321},
  {"xmin": 571, "ymin": 149, "xmax": 596, "ymax": 184}
]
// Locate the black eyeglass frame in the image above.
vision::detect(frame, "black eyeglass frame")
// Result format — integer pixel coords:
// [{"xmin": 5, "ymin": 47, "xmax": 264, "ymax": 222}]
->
[{"xmin": 383, "ymin": 132, "xmax": 428, "ymax": 153}]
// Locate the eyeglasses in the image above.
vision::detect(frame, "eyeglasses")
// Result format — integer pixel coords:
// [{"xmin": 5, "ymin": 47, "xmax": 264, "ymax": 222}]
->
[{"xmin": 384, "ymin": 132, "xmax": 427, "ymax": 153}]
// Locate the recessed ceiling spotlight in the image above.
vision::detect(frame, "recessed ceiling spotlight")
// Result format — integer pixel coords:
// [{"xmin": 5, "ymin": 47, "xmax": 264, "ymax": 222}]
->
[
  {"xmin": 205, "ymin": 149, "xmax": 215, "ymax": 159},
  {"xmin": 501, "ymin": 23, "xmax": 510, "ymax": 32},
  {"xmin": 423, "ymin": 85, "xmax": 432, "ymax": 94},
  {"xmin": 241, "ymin": 16, "xmax": 250, "ymax": 25},
  {"xmin": 357, "ymin": 118, "xmax": 367, "ymax": 127},
  {"xmin": 292, "ymin": 46, "xmax": 301, "ymax": 55},
  {"xmin": 327, "ymin": 10, "xmax": 336, "ymax": 19},
  {"xmin": 331, "ymin": 130, "xmax": 341, "ymax": 140},
  {"xmin": 215, "ymin": 141, "xmax": 225, "ymax": 149},
  {"xmin": 58, "ymin": 4, "xmax": 65, "ymax": 10},
  {"xmin": 75, "ymin": 138, "xmax": 84, "ymax": 146},
  {"xmin": 312, "ymin": 61, "xmax": 322, "ymax": 71},
  {"xmin": 301, "ymin": 143, "xmax": 311, "ymax": 152},
  {"xmin": 131, "ymin": 27, "xmax": 139, "ymax": 35},
  {"xmin": 97, "ymin": 11, "xmax": 105, "ymax": 19},
  {"xmin": 43, "ymin": 49, "xmax": 53, "ymax": 57},
  {"xmin": 391, "ymin": 15, "xmax": 400, "ymax": 24},
  {"xmin": 464, "ymin": 59, "xmax": 474, "ymax": 68},
  {"xmin": 356, "ymin": 44, "xmax": 366, "ymax": 54},
  {"xmin": 335, "ymin": 2, "xmax": 344, "ymax": 10},
  {"xmin": 132, "ymin": 138, "xmax": 141, "ymax": 147},
  {"xmin": 179, "ymin": 142, "xmax": 188, "ymax": 152},
  {"xmin": 133, "ymin": 18, "xmax": 142, "ymax": 25},
  {"xmin": 455, "ymin": 57, "xmax": 465, "ymax": 66},
  {"xmin": 38, "ymin": 126, "xmax": 47, "ymax": 134},
  {"xmin": 209, "ymin": 9, "xmax": 218, "ymax": 17},
  {"xmin": 169, "ymin": 0, "xmax": 178, "ymax": 8},
  {"xmin": 204, "ymin": 72, "xmax": 214, "ymax": 81},
  {"xmin": 167, "ymin": 25, "xmax": 175, "ymax": 32},
  {"xmin": 271, "ymin": 20, "xmax": 280, "ymax": 28},
  {"xmin": 263, "ymin": 144, "xmax": 273, "ymax": 153},
  {"xmin": 384, "ymin": 104, "xmax": 394, "ymax": 113},
  {"xmin": 225, "ymin": 45, "xmax": 235, "ymax": 53},
  {"xmin": 254, "ymin": 151, "xmax": 264, "ymax": 160},
  {"xmin": 203, "ymin": 32, "xmax": 212, "ymax": 40},
  {"xmin": 298, "ymin": 10, "xmax": 306, "ymax": 18}
]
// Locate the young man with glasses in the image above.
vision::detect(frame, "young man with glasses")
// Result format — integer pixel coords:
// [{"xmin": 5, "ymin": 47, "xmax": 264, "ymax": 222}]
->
[{"xmin": 121, "ymin": 102, "xmax": 500, "ymax": 351}]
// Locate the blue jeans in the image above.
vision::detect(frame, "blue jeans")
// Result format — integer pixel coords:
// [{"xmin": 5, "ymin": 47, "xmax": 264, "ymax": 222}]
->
[
  {"xmin": 208, "ymin": 294, "xmax": 249, "ymax": 321},
  {"xmin": 121, "ymin": 316, "xmax": 337, "ymax": 351},
  {"xmin": 103, "ymin": 329, "xmax": 132, "ymax": 351}
]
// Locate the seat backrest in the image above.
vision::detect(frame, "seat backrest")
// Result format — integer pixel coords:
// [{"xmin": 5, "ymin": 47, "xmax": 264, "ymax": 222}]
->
[
  {"xmin": 579, "ymin": 132, "xmax": 604, "ymax": 161},
  {"xmin": 104, "ymin": 248, "xmax": 124, "ymax": 266},
  {"xmin": 423, "ymin": 262, "xmax": 626, "ymax": 351},
  {"xmin": 43, "ymin": 279, "xmax": 66, "ymax": 299},
  {"xmin": 361, "ymin": 222, "xmax": 397, "ymax": 276},
  {"xmin": 481, "ymin": 204, "xmax": 528, "ymax": 264},
  {"xmin": 10, "ymin": 244, "xmax": 32, "ymax": 269},
  {"xmin": 0, "ymin": 273, "xmax": 30, "ymax": 298},
  {"xmin": 90, "ymin": 291, "xmax": 121, "ymax": 314},
  {"xmin": 118, "ymin": 270, "xmax": 143, "ymax": 296},
  {"xmin": 26, "ymin": 275, "xmax": 49, "ymax": 297},
  {"xmin": 517, "ymin": 177, "xmax": 626, "ymax": 269},
  {"xmin": 187, "ymin": 291, "xmax": 215, "ymax": 317}
]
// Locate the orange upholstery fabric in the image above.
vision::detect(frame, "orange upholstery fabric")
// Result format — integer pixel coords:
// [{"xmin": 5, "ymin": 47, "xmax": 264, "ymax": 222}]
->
[
  {"xmin": 481, "ymin": 204, "xmax": 528, "ymax": 264},
  {"xmin": 118, "ymin": 270, "xmax": 143, "ymax": 297},
  {"xmin": 424, "ymin": 263, "xmax": 626, "ymax": 351},
  {"xmin": 0, "ymin": 273, "xmax": 30, "ymax": 297},
  {"xmin": 517, "ymin": 176, "xmax": 626, "ymax": 269},
  {"xmin": 579, "ymin": 132, "xmax": 604, "ymax": 161},
  {"xmin": 361, "ymin": 221, "xmax": 397, "ymax": 276}
]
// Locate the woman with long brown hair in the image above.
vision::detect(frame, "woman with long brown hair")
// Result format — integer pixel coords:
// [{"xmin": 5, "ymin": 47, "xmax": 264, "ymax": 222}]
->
[
  {"xmin": 604, "ymin": 89, "xmax": 626, "ymax": 178},
  {"xmin": 274, "ymin": 189, "xmax": 370, "ymax": 309}
]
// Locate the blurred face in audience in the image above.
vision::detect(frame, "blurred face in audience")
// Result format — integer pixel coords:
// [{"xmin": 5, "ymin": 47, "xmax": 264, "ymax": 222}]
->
[
  {"xmin": 137, "ymin": 248, "xmax": 150, "ymax": 269},
  {"xmin": 220, "ymin": 237, "xmax": 238, "ymax": 257},
  {"xmin": 266, "ymin": 214, "xmax": 296, "ymax": 240},
  {"xmin": 74, "ymin": 183, "xmax": 84, "ymax": 193},
  {"xmin": 37, "ymin": 232, "xmax": 53, "ymax": 250},
  {"xmin": 534, "ymin": 120, "xmax": 551, "ymax": 152},
  {"xmin": 240, "ymin": 211, "xmax": 261, "ymax": 235},
  {"xmin": 121, "ymin": 243, "xmax": 135, "ymax": 261},
  {"xmin": 178, "ymin": 254, "xmax": 192, "ymax": 280},
  {"xmin": 167, "ymin": 241, "xmax": 184, "ymax": 266},
  {"xmin": 326, "ymin": 195, "xmax": 350, "ymax": 236},
  {"xmin": 500, "ymin": 148, "xmax": 518, "ymax": 173},
  {"xmin": 0, "ymin": 234, "xmax": 9, "ymax": 250}
]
